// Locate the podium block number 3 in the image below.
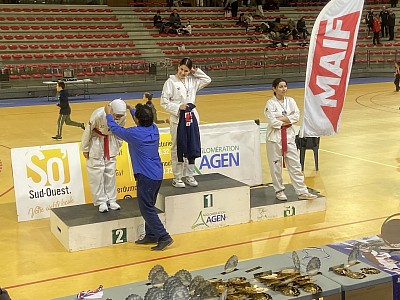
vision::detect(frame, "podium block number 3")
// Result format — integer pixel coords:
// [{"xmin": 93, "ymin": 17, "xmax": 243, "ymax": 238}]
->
[{"xmin": 112, "ymin": 228, "xmax": 127, "ymax": 244}]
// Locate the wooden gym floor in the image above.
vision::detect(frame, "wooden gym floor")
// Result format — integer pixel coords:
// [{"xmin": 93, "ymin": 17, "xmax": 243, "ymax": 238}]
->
[{"xmin": 0, "ymin": 80, "xmax": 399, "ymax": 299}]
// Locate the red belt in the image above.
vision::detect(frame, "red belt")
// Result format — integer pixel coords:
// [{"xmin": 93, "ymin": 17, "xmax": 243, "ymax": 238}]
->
[
  {"xmin": 280, "ymin": 124, "xmax": 292, "ymax": 168},
  {"xmin": 93, "ymin": 128, "xmax": 110, "ymax": 160}
]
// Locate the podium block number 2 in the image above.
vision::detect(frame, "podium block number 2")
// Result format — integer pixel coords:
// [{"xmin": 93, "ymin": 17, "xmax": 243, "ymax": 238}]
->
[{"xmin": 112, "ymin": 228, "xmax": 127, "ymax": 244}]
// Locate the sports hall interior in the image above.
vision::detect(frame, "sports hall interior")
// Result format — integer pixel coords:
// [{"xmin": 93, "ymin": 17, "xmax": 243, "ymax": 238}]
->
[{"xmin": 0, "ymin": 0, "xmax": 399, "ymax": 299}]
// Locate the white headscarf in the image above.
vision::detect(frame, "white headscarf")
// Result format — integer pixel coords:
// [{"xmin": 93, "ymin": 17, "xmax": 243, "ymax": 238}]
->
[{"xmin": 110, "ymin": 99, "xmax": 126, "ymax": 115}]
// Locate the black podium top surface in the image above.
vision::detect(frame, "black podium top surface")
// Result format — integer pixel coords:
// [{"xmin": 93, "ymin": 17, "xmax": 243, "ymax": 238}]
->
[
  {"xmin": 159, "ymin": 173, "xmax": 248, "ymax": 197},
  {"xmin": 51, "ymin": 198, "xmax": 154, "ymax": 227}
]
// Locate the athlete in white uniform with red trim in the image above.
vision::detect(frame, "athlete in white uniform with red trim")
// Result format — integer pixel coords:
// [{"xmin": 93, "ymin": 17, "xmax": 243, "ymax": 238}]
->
[
  {"xmin": 160, "ymin": 57, "xmax": 211, "ymax": 188},
  {"xmin": 264, "ymin": 78, "xmax": 317, "ymax": 201},
  {"xmin": 81, "ymin": 99, "xmax": 126, "ymax": 212}
]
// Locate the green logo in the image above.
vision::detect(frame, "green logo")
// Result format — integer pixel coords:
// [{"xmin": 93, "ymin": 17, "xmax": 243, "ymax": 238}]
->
[
  {"xmin": 284, "ymin": 206, "xmax": 296, "ymax": 217},
  {"xmin": 203, "ymin": 194, "xmax": 214, "ymax": 208},
  {"xmin": 192, "ymin": 211, "xmax": 209, "ymax": 229},
  {"xmin": 112, "ymin": 228, "xmax": 127, "ymax": 244}
]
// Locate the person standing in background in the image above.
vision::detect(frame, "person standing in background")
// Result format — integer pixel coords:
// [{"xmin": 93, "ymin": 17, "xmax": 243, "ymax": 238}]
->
[
  {"xmin": 379, "ymin": 6, "xmax": 389, "ymax": 38},
  {"xmin": 52, "ymin": 81, "xmax": 85, "ymax": 140},
  {"xmin": 387, "ymin": 9, "xmax": 396, "ymax": 41},
  {"xmin": 143, "ymin": 92, "xmax": 169, "ymax": 124},
  {"xmin": 81, "ymin": 99, "xmax": 126, "ymax": 213},
  {"xmin": 372, "ymin": 13, "xmax": 381, "ymax": 45},
  {"xmin": 394, "ymin": 62, "xmax": 399, "ymax": 92},
  {"xmin": 264, "ymin": 78, "xmax": 317, "ymax": 201},
  {"xmin": 160, "ymin": 57, "xmax": 211, "ymax": 188}
]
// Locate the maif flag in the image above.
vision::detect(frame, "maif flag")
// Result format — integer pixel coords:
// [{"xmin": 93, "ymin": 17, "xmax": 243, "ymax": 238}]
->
[{"xmin": 301, "ymin": 0, "xmax": 364, "ymax": 137}]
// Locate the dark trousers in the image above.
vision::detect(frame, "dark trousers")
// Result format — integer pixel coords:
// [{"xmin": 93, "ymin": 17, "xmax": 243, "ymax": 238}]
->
[
  {"xmin": 56, "ymin": 114, "xmax": 82, "ymax": 137},
  {"xmin": 388, "ymin": 26, "xmax": 395, "ymax": 40},
  {"xmin": 373, "ymin": 32, "xmax": 380, "ymax": 44},
  {"xmin": 394, "ymin": 74, "xmax": 399, "ymax": 92},
  {"xmin": 381, "ymin": 23, "xmax": 388, "ymax": 37},
  {"xmin": 135, "ymin": 173, "xmax": 169, "ymax": 241},
  {"xmin": 231, "ymin": 1, "xmax": 238, "ymax": 17}
]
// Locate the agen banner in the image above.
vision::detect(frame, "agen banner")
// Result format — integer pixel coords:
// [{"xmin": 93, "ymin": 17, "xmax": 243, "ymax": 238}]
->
[{"xmin": 301, "ymin": 0, "xmax": 363, "ymax": 137}]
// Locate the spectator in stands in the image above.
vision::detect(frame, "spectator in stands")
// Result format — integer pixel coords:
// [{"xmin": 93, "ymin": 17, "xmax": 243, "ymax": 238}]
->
[
  {"xmin": 287, "ymin": 18, "xmax": 299, "ymax": 39},
  {"xmin": 160, "ymin": 57, "xmax": 211, "ymax": 188},
  {"xmin": 372, "ymin": 14, "xmax": 381, "ymax": 45},
  {"xmin": 236, "ymin": 12, "xmax": 247, "ymax": 26},
  {"xmin": 390, "ymin": 0, "xmax": 397, "ymax": 7},
  {"xmin": 196, "ymin": 0, "xmax": 204, "ymax": 6},
  {"xmin": 173, "ymin": 0, "xmax": 182, "ymax": 6},
  {"xmin": 105, "ymin": 102, "xmax": 173, "ymax": 251},
  {"xmin": 169, "ymin": 9, "xmax": 181, "ymax": 27},
  {"xmin": 296, "ymin": 16, "xmax": 309, "ymax": 39},
  {"xmin": 388, "ymin": 9, "xmax": 396, "ymax": 41},
  {"xmin": 365, "ymin": 9, "xmax": 374, "ymax": 37},
  {"xmin": 81, "ymin": 99, "xmax": 126, "ymax": 213},
  {"xmin": 255, "ymin": 0, "xmax": 264, "ymax": 17},
  {"xmin": 153, "ymin": 10, "xmax": 164, "ymax": 29},
  {"xmin": 143, "ymin": 92, "xmax": 169, "ymax": 124},
  {"xmin": 225, "ymin": 0, "xmax": 238, "ymax": 17},
  {"xmin": 52, "ymin": 81, "xmax": 85, "ymax": 140},
  {"xmin": 379, "ymin": 6, "xmax": 389, "ymax": 38},
  {"xmin": 245, "ymin": 13, "xmax": 253, "ymax": 27},
  {"xmin": 264, "ymin": 78, "xmax": 317, "ymax": 202},
  {"xmin": 273, "ymin": 17, "xmax": 284, "ymax": 33},
  {"xmin": 394, "ymin": 62, "xmax": 399, "ymax": 92},
  {"xmin": 180, "ymin": 21, "xmax": 192, "ymax": 34}
]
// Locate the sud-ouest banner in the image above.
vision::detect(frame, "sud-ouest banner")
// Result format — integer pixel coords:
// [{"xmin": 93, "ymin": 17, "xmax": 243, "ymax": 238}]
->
[
  {"xmin": 301, "ymin": 0, "xmax": 363, "ymax": 137},
  {"xmin": 11, "ymin": 120, "xmax": 262, "ymax": 222}
]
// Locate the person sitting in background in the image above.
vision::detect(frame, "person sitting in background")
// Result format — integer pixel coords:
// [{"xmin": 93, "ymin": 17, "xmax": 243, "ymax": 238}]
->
[
  {"xmin": 153, "ymin": 10, "xmax": 164, "ymax": 29},
  {"xmin": 296, "ymin": 16, "xmax": 309, "ymax": 39},
  {"xmin": 169, "ymin": 8, "xmax": 181, "ymax": 27},
  {"xmin": 236, "ymin": 13, "xmax": 247, "ymax": 26},
  {"xmin": 180, "ymin": 21, "xmax": 192, "ymax": 34},
  {"xmin": 245, "ymin": 13, "xmax": 253, "ymax": 30}
]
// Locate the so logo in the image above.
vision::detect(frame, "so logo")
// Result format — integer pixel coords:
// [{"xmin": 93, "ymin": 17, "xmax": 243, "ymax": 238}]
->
[
  {"xmin": 25, "ymin": 148, "xmax": 73, "ymax": 199},
  {"xmin": 26, "ymin": 148, "xmax": 71, "ymax": 187}
]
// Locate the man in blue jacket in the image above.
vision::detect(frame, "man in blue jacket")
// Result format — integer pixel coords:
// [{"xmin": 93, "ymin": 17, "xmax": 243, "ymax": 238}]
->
[{"xmin": 105, "ymin": 101, "xmax": 173, "ymax": 251}]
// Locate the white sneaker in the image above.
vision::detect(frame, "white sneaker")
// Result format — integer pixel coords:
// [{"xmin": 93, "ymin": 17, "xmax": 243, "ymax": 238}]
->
[
  {"xmin": 98, "ymin": 203, "xmax": 109, "ymax": 213},
  {"xmin": 108, "ymin": 201, "xmax": 120, "ymax": 210},
  {"xmin": 276, "ymin": 190, "xmax": 287, "ymax": 201},
  {"xmin": 172, "ymin": 179, "xmax": 186, "ymax": 188},
  {"xmin": 185, "ymin": 176, "xmax": 198, "ymax": 187},
  {"xmin": 298, "ymin": 193, "xmax": 317, "ymax": 200}
]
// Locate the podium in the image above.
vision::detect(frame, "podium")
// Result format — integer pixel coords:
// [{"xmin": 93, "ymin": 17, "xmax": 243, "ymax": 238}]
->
[
  {"xmin": 250, "ymin": 184, "xmax": 325, "ymax": 221},
  {"xmin": 156, "ymin": 173, "xmax": 251, "ymax": 235},
  {"xmin": 50, "ymin": 198, "xmax": 165, "ymax": 252},
  {"xmin": 50, "ymin": 173, "xmax": 326, "ymax": 252}
]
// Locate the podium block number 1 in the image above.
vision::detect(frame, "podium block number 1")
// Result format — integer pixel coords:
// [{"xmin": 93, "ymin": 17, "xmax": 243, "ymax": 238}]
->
[{"xmin": 112, "ymin": 228, "xmax": 127, "ymax": 244}]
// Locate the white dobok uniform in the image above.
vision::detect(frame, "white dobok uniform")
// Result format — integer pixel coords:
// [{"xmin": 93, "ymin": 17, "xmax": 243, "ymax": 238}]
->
[
  {"xmin": 160, "ymin": 68, "xmax": 211, "ymax": 180},
  {"xmin": 264, "ymin": 95, "xmax": 309, "ymax": 195},
  {"xmin": 81, "ymin": 106, "xmax": 125, "ymax": 207}
]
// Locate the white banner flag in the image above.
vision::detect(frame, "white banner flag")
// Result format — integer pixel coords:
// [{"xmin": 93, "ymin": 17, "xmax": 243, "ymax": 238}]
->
[{"xmin": 302, "ymin": 0, "xmax": 364, "ymax": 136}]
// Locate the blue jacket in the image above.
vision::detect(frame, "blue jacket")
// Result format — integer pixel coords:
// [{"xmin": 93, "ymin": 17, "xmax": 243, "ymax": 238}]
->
[
  {"xmin": 106, "ymin": 109, "xmax": 163, "ymax": 181},
  {"xmin": 177, "ymin": 103, "xmax": 201, "ymax": 163}
]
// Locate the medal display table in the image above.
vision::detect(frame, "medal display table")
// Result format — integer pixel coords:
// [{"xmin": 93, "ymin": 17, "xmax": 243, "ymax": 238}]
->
[
  {"xmin": 156, "ymin": 173, "xmax": 250, "ymax": 235},
  {"xmin": 285, "ymin": 246, "xmax": 393, "ymax": 300},
  {"xmin": 250, "ymin": 184, "xmax": 326, "ymax": 221},
  {"xmin": 50, "ymin": 198, "xmax": 164, "ymax": 252},
  {"xmin": 54, "ymin": 254, "xmax": 342, "ymax": 300}
]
